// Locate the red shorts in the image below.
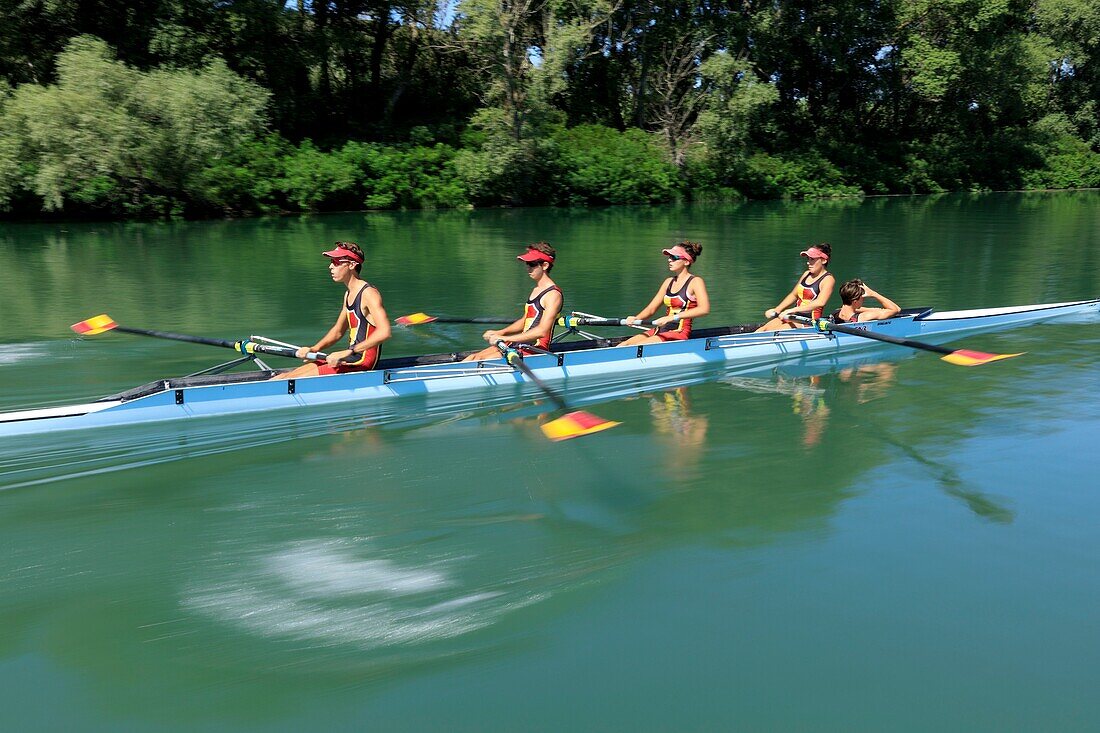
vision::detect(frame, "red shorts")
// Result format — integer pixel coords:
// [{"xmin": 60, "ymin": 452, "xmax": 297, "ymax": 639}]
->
[
  {"xmin": 315, "ymin": 346, "xmax": 380, "ymax": 375},
  {"xmin": 644, "ymin": 328, "xmax": 691, "ymax": 342}
]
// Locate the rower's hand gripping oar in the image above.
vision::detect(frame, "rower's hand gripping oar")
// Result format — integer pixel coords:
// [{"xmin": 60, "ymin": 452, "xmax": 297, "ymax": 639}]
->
[
  {"xmin": 493, "ymin": 340, "xmax": 619, "ymax": 441},
  {"xmin": 71, "ymin": 314, "xmax": 328, "ymax": 361},
  {"xmin": 396, "ymin": 313, "xmax": 514, "ymax": 326},
  {"xmin": 788, "ymin": 315, "xmax": 1023, "ymax": 366}
]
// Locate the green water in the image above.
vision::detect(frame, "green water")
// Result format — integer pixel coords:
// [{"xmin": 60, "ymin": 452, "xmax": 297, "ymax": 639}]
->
[{"xmin": 1, "ymin": 193, "xmax": 1099, "ymax": 730}]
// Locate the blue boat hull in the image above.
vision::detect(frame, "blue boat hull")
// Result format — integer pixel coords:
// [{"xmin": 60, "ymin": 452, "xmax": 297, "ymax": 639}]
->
[{"xmin": 1, "ymin": 298, "xmax": 1097, "ymax": 436}]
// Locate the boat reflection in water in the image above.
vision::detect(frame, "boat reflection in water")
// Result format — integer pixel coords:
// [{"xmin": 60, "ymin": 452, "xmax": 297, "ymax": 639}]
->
[
  {"xmin": 719, "ymin": 349, "xmax": 1014, "ymax": 524},
  {"xmin": 647, "ymin": 388, "xmax": 710, "ymax": 477}
]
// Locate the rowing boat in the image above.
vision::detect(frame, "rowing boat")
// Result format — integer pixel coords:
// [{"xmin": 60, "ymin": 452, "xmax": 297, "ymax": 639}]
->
[{"xmin": 2, "ymin": 298, "xmax": 1097, "ymax": 436}]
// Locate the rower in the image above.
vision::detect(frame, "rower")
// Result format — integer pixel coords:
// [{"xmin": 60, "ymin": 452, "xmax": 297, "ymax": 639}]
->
[
  {"xmin": 617, "ymin": 241, "xmax": 710, "ymax": 347},
  {"xmin": 830, "ymin": 279, "xmax": 900, "ymax": 323},
  {"xmin": 272, "ymin": 241, "xmax": 391, "ymax": 380},
  {"xmin": 462, "ymin": 242, "xmax": 563, "ymax": 362},
  {"xmin": 756, "ymin": 243, "xmax": 835, "ymax": 331}
]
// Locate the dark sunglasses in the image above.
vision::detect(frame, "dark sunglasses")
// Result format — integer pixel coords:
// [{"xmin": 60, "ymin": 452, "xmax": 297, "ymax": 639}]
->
[
  {"xmin": 667, "ymin": 255, "xmax": 686, "ymax": 262},
  {"xmin": 524, "ymin": 260, "xmax": 545, "ymax": 268}
]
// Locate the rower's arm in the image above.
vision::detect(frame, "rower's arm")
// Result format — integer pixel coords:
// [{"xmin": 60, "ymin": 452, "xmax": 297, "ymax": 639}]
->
[
  {"xmin": 653, "ymin": 277, "xmax": 710, "ymax": 325},
  {"xmin": 679, "ymin": 277, "xmax": 710, "ymax": 319},
  {"xmin": 768, "ymin": 284, "xmax": 801, "ymax": 317},
  {"xmin": 786, "ymin": 274, "xmax": 835, "ymax": 315},
  {"xmin": 299, "ymin": 307, "xmax": 349, "ymax": 357},
  {"xmin": 857, "ymin": 287, "xmax": 900, "ymax": 322},
  {"xmin": 629, "ymin": 280, "xmax": 671, "ymax": 322},
  {"xmin": 502, "ymin": 289, "xmax": 563, "ymax": 344},
  {"xmin": 481, "ymin": 316, "xmax": 526, "ymax": 346}
]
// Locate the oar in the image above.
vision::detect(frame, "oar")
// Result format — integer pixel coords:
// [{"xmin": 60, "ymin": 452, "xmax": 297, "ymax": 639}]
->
[
  {"xmin": 70, "ymin": 314, "xmax": 327, "ymax": 360},
  {"xmin": 395, "ymin": 313, "xmax": 513, "ymax": 326},
  {"xmin": 788, "ymin": 315, "xmax": 1023, "ymax": 366},
  {"xmin": 493, "ymin": 340, "xmax": 619, "ymax": 441},
  {"xmin": 557, "ymin": 315, "xmax": 662, "ymax": 328}
]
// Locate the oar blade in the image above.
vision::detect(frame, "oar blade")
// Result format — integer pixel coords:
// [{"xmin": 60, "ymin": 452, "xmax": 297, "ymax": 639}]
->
[
  {"xmin": 395, "ymin": 312, "xmax": 438, "ymax": 326},
  {"xmin": 540, "ymin": 410, "xmax": 620, "ymax": 441},
  {"xmin": 940, "ymin": 349, "xmax": 1025, "ymax": 367},
  {"xmin": 70, "ymin": 314, "xmax": 118, "ymax": 336}
]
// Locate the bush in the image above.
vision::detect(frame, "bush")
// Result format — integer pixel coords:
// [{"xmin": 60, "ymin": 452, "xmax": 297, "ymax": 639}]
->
[
  {"xmin": 197, "ymin": 134, "xmax": 291, "ymax": 214},
  {"xmin": 1020, "ymin": 115, "xmax": 1100, "ymax": 189},
  {"xmin": 737, "ymin": 152, "xmax": 862, "ymax": 199},
  {"xmin": 0, "ymin": 36, "xmax": 268, "ymax": 217},
  {"xmin": 349, "ymin": 143, "xmax": 469, "ymax": 209},
  {"xmin": 551, "ymin": 124, "xmax": 680, "ymax": 205}
]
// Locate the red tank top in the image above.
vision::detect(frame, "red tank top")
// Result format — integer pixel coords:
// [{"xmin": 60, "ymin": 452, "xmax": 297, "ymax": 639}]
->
[
  {"xmin": 522, "ymin": 286, "xmax": 561, "ymax": 350},
  {"xmin": 343, "ymin": 283, "xmax": 379, "ymax": 366},
  {"xmin": 658, "ymin": 275, "xmax": 697, "ymax": 337},
  {"xmin": 796, "ymin": 272, "xmax": 831, "ymax": 319}
]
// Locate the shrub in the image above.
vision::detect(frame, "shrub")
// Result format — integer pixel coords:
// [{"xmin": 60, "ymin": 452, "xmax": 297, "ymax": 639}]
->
[{"xmin": 551, "ymin": 125, "xmax": 680, "ymax": 205}]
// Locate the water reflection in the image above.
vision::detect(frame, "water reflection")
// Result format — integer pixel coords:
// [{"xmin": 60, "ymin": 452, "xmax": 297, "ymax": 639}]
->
[
  {"xmin": 722, "ymin": 354, "xmax": 1014, "ymax": 524},
  {"xmin": 647, "ymin": 388, "xmax": 710, "ymax": 476}
]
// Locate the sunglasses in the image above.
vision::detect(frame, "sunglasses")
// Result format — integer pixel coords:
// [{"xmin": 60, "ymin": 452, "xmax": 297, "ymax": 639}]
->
[
  {"xmin": 328, "ymin": 258, "xmax": 353, "ymax": 267},
  {"xmin": 524, "ymin": 260, "xmax": 545, "ymax": 268},
  {"xmin": 668, "ymin": 255, "xmax": 686, "ymax": 262}
]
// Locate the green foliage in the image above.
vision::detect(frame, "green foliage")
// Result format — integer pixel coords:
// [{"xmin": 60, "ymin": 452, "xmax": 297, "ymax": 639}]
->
[
  {"xmin": 0, "ymin": 36, "xmax": 268, "ymax": 216},
  {"xmin": 354, "ymin": 144, "xmax": 469, "ymax": 210},
  {"xmin": 279, "ymin": 140, "xmax": 362, "ymax": 211},
  {"xmin": 1020, "ymin": 114, "xmax": 1100, "ymax": 188},
  {"xmin": 453, "ymin": 108, "xmax": 565, "ymax": 205},
  {"xmin": 737, "ymin": 153, "xmax": 863, "ymax": 199},
  {"xmin": 197, "ymin": 135, "xmax": 291, "ymax": 214},
  {"xmin": 3, "ymin": 0, "xmax": 1100, "ymax": 219},
  {"xmin": 551, "ymin": 125, "xmax": 679, "ymax": 205}
]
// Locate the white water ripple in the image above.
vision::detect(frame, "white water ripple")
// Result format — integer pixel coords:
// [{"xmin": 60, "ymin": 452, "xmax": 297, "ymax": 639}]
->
[{"xmin": 183, "ymin": 539, "xmax": 533, "ymax": 650}]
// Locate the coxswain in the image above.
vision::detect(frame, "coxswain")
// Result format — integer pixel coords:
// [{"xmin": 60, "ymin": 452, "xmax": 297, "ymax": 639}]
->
[{"xmin": 830, "ymin": 279, "xmax": 900, "ymax": 323}]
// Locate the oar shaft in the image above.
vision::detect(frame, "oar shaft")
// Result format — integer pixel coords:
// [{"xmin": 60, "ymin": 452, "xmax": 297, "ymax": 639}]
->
[
  {"xmin": 494, "ymin": 340, "xmax": 568, "ymax": 411},
  {"xmin": 113, "ymin": 325, "xmax": 236, "ymax": 349},
  {"xmin": 788, "ymin": 315, "xmax": 953, "ymax": 356},
  {"xmin": 558, "ymin": 316, "xmax": 661, "ymax": 328},
  {"xmin": 433, "ymin": 316, "xmax": 514, "ymax": 324}
]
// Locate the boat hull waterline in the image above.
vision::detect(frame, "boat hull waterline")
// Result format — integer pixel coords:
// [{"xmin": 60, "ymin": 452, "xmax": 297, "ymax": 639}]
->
[{"xmin": 2, "ymin": 299, "xmax": 1097, "ymax": 436}]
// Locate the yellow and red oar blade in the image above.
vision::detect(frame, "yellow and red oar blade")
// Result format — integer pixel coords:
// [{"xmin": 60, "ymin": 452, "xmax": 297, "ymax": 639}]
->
[
  {"xmin": 70, "ymin": 314, "xmax": 118, "ymax": 336},
  {"xmin": 395, "ymin": 312, "xmax": 438, "ymax": 326},
  {"xmin": 540, "ymin": 410, "xmax": 620, "ymax": 441},
  {"xmin": 940, "ymin": 349, "xmax": 1025, "ymax": 367}
]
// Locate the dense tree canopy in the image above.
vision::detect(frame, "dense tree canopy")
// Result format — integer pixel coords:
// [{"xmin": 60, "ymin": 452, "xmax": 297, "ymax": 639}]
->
[{"xmin": 0, "ymin": 0, "xmax": 1098, "ymax": 217}]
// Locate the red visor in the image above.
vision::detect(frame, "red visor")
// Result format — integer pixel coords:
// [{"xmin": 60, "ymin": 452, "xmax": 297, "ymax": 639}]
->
[
  {"xmin": 322, "ymin": 246, "xmax": 364, "ymax": 264},
  {"xmin": 517, "ymin": 247, "xmax": 554, "ymax": 264},
  {"xmin": 799, "ymin": 246, "xmax": 828, "ymax": 260},
  {"xmin": 661, "ymin": 245, "xmax": 695, "ymax": 263}
]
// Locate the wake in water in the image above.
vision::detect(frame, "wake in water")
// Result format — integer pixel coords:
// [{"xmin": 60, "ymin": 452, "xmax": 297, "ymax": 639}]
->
[{"xmin": 183, "ymin": 539, "xmax": 535, "ymax": 650}]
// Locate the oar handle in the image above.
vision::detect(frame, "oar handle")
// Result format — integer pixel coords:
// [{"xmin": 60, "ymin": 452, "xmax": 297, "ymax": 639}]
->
[
  {"xmin": 557, "ymin": 316, "xmax": 661, "ymax": 328},
  {"xmin": 114, "ymin": 325, "xmax": 327, "ymax": 361},
  {"xmin": 235, "ymin": 341, "xmax": 328, "ymax": 361}
]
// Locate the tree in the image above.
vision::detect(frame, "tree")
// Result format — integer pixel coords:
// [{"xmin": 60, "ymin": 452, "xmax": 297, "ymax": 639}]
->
[{"xmin": 0, "ymin": 36, "xmax": 269, "ymax": 215}]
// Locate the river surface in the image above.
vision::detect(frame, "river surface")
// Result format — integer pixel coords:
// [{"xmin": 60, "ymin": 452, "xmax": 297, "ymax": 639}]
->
[{"xmin": 1, "ymin": 193, "xmax": 1099, "ymax": 730}]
